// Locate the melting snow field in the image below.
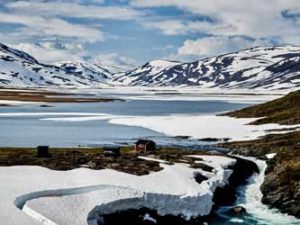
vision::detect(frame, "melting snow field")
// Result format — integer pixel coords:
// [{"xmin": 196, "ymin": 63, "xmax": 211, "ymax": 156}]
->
[
  {"xmin": 109, "ymin": 115, "xmax": 299, "ymax": 141},
  {"xmin": 0, "ymin": 156, "xmax": 235, "ymax": 225}
]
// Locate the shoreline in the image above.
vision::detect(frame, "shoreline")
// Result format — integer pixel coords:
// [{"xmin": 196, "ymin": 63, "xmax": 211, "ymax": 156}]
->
[{"xmin": 0, "ymin": 89, "xmax": 119, "ymax": 103}]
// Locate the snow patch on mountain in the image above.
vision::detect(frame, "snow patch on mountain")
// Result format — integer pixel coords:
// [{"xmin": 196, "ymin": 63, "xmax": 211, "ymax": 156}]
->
[
  {"xmin": 112, "ymin": 59, "xmax": 181, "ymax": 85},
  {"xmin": 0, "ymin": 43, "xmax": 112, "ymax": 88},
  {"xmin": 1, "ymin": 43, "xmax": 299, "ymax": 90},
  {"xmin": 114, "ymin": 46, "xmax": 300, "ymax": 90}
]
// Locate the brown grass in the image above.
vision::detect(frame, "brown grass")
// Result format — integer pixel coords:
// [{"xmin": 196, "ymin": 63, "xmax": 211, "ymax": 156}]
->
[
  {"xmin": 223, "ymin": 90, "xmax": 300, "ymax": 125},
  {"xmin": 0, "ymin": 89, "xmax": 118, "ymax": 103}
]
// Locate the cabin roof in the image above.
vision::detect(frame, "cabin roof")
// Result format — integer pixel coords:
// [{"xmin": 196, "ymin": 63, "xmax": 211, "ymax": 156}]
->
[
  {"xmin": 103, "ymin": 145, "xmax": 121, "ymax": 150},
  {"xmin": 37, "ymin": 145, "xmax": 49, "ymax": 149},
  {"xmin": 135, "ymin": 139, "xmax": 155, "ymax": 145}
]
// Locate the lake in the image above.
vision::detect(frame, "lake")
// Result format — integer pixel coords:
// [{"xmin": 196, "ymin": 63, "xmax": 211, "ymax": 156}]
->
[{"xmin": 0, "ymin": 96, "xmax": 252, "ymax": 147}]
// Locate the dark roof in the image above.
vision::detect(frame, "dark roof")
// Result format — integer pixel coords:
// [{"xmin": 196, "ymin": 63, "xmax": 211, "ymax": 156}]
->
[
  {"xmin": 37, "ymin": 145, "xmax": 49, "ymax": 149},
  {"xmin": 103, "ymin": 145, "xmax": 121, "ymax": 150},
  {"xmin": 135, "ymin": 139, "xmax": 155, "ymax": 145}
]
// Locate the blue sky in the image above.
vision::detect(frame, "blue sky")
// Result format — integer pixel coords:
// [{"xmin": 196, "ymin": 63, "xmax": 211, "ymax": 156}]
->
[{"xmin": 0, "ymin": 0, "xmax": 299, "ymax": 71}]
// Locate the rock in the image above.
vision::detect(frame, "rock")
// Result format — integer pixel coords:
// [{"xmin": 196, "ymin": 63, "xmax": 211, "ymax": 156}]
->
[
  {"xmin": 192, "ymin": 163, "xmax": 214, "ymax": 172},
  {"xmin": 230, "ymin": 206, "xmax": 246, "ymax": 214},
  {"xmin": 213, "ymin": 156, "xmax": 259, "ymax": 206},
  {"xmin": 193, "ymin": 172, "xmax": 208, "ymax": 184},
  {"xmin": 174, "ymin": 135, "xmax": 190, "ymax": 140},
  {"xmin": 199, "ymin": 137, "xmax": 230, "ymax": 142},
  {"xmin": 39, "ymin": 104, "xmax": 53, "ymax": 107},
  {"xmin": 100, "ymin": 207, "xmax": 208, "ymax": 225}
]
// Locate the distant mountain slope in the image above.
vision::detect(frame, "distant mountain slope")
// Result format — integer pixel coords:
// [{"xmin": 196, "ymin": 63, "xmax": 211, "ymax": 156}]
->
[
  {"xmin": 113, "ymin": 46, "xmax": 300, "ymax": 90},
  {"xmin": 113, "ymin": 60, "xmax": 181, "ymax": 85},
  {"xmin": 0, "ymin": 43, "xmax": 299, "ymax": 90},
  {"xmin": 0, "ymin": 43, "xmax": 112, "ymax": 87},
  {"xmin": 53, "ymin": 61, "xmax": 112, "ymax": 81}
]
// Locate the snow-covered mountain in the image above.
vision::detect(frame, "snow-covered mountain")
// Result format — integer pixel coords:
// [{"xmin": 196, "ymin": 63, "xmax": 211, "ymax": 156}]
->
[
  {"xmin": 113, "ymin": 46, "xmax": 300, "ymax": 90},
  {"xmin": 53, "ymin": 61, "xmax": 112, "ymax": 81},
  {"xmin": 0, "ymin": 43, "xmax": 299, "ymax": 90},
  {"xmin": 112, "ymin": 60, "xmax": 181, "ymax": 85},
  {"xmin": 0, "ymin": 43, "xmax": 112, "ymax": 87}
]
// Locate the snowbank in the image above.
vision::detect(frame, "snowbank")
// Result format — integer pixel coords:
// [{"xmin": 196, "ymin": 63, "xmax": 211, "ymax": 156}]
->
[
  {"xmin": 109, "ymin": 114, "xmax": 299, "ymax": 141},
  {"xmin": 0, "ymin": 100, "xmax": 39, "ymax": 105},
  {"xmin": 0, "ymin": 155, "xmax": 235, "ymax": 225}
]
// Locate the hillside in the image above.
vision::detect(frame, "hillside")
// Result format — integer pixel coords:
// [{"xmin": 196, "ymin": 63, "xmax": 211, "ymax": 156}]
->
[
  {"xmin": 0, "ymin": 42, "xmax": 300, "ymax": 90},
  {"xmin": 0, "ymin": 43, "xmax": 112, "ymax": 87},
  {"xmin": 224, "ymin": 90, "xmax": 300, "ymax": 125},
  {"xmin": 114, "ymin": 46, "xmax": 300, "ymax": 90},
  {"xmin": 220, "ymin": 91, "xmax": 300, "ymax": 217}
]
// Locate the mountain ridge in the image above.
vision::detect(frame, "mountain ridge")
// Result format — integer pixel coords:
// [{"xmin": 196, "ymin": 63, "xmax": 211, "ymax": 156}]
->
[
  {"xmin": 113, "ymin": 45, "xmax": 300, "ymax": 90},
  {"xmin": 0, "ymin": 43, "xmax": 299, "ymax": 90},
  {"xmin": 0, "ymin": 43, "xmax": 112, "ymax": 87}
]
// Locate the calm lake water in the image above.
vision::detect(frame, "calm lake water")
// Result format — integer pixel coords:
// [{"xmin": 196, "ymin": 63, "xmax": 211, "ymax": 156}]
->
[{"xmin": 0, "ymin": 98, "xmax": 251, "ymax": 147}]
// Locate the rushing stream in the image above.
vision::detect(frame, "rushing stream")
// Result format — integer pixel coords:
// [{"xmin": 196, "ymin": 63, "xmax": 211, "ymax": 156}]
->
[{"xmin": 213, "ymin": 158, "xmax": 300, "ymax": 225}]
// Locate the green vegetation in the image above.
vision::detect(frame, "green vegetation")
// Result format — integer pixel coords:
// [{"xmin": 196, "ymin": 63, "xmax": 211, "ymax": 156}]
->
[{"xmin": 224, "ymin": 90, "xmax": 300, "ymax": 125}]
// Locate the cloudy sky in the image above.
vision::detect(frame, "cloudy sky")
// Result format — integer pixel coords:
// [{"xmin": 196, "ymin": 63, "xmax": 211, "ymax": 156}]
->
[{"xmin": 0, "ymin": 0, "xmax": 299, "ymax": 70}]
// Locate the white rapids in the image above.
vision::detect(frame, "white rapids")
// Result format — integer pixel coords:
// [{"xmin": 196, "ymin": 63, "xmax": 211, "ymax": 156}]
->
[{"xmin": 218, "ymin": 157, "xmax": 300, "ymax": 225}]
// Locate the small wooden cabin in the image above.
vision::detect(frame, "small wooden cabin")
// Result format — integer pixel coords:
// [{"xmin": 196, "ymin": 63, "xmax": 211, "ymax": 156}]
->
[
  {"xmin": 37, "ymin": 146, "xmax": 49, "ymax": 157},
  {"xmin": 135, "ymin": 139, "xmax": 156, "ymax": 153},
  {"xmin": 103, "ymin": 145, "xmax": 121, "ymax": 157}
]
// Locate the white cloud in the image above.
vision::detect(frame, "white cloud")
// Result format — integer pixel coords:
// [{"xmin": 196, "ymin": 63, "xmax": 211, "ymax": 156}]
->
[
  {"xmin": 169, "ymin": 36, "xmax": 276, "ymax": 61},
  {"xmin": 90, "ymin": 53, "xmax": 137, "ymax": 73},
  {"xmin": 11, "ymin": 42, "xmax": 137, "ymax": 72},
  {"xmin": 132, "ymin": 0, "xmax": 300, "ymax": 45},
  {"xmin": 5, "ymin": 1, "xmax": 143, "ymax": 20},
  {"xmin": 143, "ymin": 20, "xmax": 211, "ymax": 35},
  {"xmin": 178, "ymin": 37, "xmax": 258, "ymax": 56},
  {"xmin": 0, "ymin": 13, "xmax": 104, "ymax": 42},
  {"xmin": 12, "ymin": 42, "xmax": 86, "ymax": 63},
  {"xmin": 0, "ymin": 1, "xmax": 144, "ymax": 45}
]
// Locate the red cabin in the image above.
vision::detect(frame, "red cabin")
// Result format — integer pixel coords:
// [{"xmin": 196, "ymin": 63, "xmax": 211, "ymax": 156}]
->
[{"xmin": 135, "ymin": 139, "xmax": 156, "ymax": 153}]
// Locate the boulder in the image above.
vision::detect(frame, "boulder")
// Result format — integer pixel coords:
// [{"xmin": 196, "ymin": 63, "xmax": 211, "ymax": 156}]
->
[
  {"xmin": 193, "ymin": 172, "xmax": 208, "ymax": 184},
  {"xmin": 230, "ymin": 206, "xmax": 246, "ymax": 215}
]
